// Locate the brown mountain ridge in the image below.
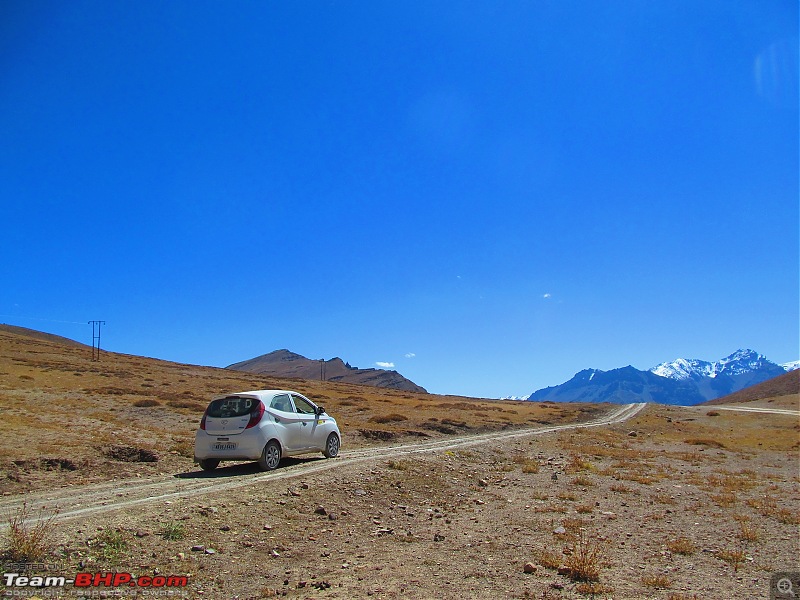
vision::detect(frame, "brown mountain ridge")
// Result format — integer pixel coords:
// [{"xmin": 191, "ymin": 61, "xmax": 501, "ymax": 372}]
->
[
  {"xmin": 226, "ymin": 349, "xmax": 427, "ymax": 393},
  {"xmin": 703, "ymin": 368, "xmax": 799, "ymax": 405}
]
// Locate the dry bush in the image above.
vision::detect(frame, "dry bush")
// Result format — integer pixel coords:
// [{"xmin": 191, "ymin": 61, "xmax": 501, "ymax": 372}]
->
[
  {"xmin": 558, "ymin": 491, "xmax": 577, "ymax": 501},
  {"xmin": 3, "ymin": 503, "xmax": 59, "ymax": 563},
  {"xmin": 609, "ymin": 483, "xmax": 632, "ymax": 494},
  {"xmin": 563, "ymin": 530, "xmax": 608, "ymax": 582},
  {"xmin": 774, "ymin": 508, "xmax": 800, "ymax": 525},
  {"xmin": 566, "ymin": 455, "xmax": 594, "ymax": 473},
  {"xmin": 651, "ymin": 492, "xmax": 676, "ymax": 505},
  {"xmin": 746, "ymin": 494, "xmax": 778, "ymax": 516},
  {"xmin": 709, "ymin": 491, "xmax": 737, "ymax": 507},
  {"xmin": 643, "ymin": 574, "xmax": 672, "ymax": 589},
  {"xmin": 133, "ymin": 398, "xmax": 161, "ymax": 407},
  {"xmin": 510, "ymin": 455, "xmax": 540, "ymax": 474},
  {"xmin": 705, "ymin": 411, "xmax": 720, "ymax": 417},
  {"xmin": 571, "ymin": 475, "xmax": 594, "ymax": 486},
  {"xmin": 166, "ymin": 400, "xmax": 204, "ymax": 410},
  {"xmin": 575, "ymin": 504, "xmax": 594, "ymax": 514},
  {"xmin": 575, "ymin": 582, "xmax": 614, "ymax": 595},
  {"xmin": 738, "ymin": 523, "xmax": 759, "ymax": 542},
  {"xmin": 370, "ymin": 413, "xmax": 409, "ymax": 424},
  {"xmin": 666, "ymin": 537, "xmax": 696, "ymax": 556},
  {"xmin": 387, "ymin": 459, "xmax": 412, "ymax": 471},
  {"xmin": 536, "ymin": 547, "xmax": 562, "ymax": 569},
  {"xmin": 715, "ymin": 547, "xmax": 746, "ymax": 571},
  {"xmin": 562, "ymin": 518, "xmax": 589, "ymax": 533}
]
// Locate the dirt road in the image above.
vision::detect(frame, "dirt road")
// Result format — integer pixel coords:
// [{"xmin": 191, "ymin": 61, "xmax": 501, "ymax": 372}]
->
[{"xmin": 0, "ymin": 402, "xmax": 646, "ymax": 526}]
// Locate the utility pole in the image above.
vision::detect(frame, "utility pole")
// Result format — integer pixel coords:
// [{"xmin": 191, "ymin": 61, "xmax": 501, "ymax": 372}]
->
[
  {"xmin": 88, "ymin": 320, "xmax": 105, "ymax": 361},
  {"xmin": 320, "ymin": 359, "xmax": 326, "ymax": 381}
]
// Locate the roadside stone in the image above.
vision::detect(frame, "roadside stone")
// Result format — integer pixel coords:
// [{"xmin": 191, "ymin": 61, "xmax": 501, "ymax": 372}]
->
[
  {"xmin": 204, "ymin": 548, "xmax": 216, "ymax": 555},
  {"xmin": 191, "ymin": 545, "xmax": 205, "ymax": 552},
  {"xmin": 553, "ymin": 526, "xmax": 566, "ymax": 535},
  {"xmin": 523, "ymin": 562, "xmax": 537, "ymax": 574},
  {"xmin": 315, "ymin": 505, "xmax": 327, "ymax": 516}
]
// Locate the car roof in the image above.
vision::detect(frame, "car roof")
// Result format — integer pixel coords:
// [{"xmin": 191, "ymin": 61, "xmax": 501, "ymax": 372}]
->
[{"xmin": 210, "ymin": 390, "xmax": 302, "ymax": 401}]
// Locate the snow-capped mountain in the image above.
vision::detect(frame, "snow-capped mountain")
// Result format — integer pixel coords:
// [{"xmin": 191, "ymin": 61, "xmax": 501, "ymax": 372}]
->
[
  {"xmin": 650, "ymin": 349, "xmax": 786, "ymax": 380},
  {"xmin": 526, "ymin": 349, "xmax": 795, "ymax": 406},
  {"xmin": 650, "ymin": 358, "xmax": 714, "ymax": 380},
  {"xmin": 782, "ymin": 360, "xmax": 800, "ymax": 372}
]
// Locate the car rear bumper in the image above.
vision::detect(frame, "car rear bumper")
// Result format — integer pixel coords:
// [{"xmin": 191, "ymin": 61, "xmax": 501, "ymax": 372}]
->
[{"xmin": 193, "ymin": 429, "xmax": 265, "ymax": 462}]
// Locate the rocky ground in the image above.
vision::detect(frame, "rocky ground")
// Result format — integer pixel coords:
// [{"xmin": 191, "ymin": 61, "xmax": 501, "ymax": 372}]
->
[
  {"xmin": 1, "ymin": 327, "xmax": 798, "ymax": 599},
  {"xmin": 1, "ymin": 402, "xmax": 798, "ymax": 600}
]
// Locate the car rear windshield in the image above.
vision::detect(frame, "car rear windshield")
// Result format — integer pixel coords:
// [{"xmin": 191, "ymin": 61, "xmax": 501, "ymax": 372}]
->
[{"xmin": 206, "ymin": 396, "xmax": 259, "ymax": 418}]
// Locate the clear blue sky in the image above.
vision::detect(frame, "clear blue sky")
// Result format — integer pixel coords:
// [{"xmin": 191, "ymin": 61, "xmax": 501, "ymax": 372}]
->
[{"xmin": 1, "ymin": 1, "xmax": 797, "ymax": 398}]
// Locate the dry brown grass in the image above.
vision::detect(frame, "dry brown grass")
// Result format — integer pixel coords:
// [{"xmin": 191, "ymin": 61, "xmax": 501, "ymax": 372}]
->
[
  {"xmin": 563, "ymin": 529, "xmax": 609, "ymax": 582},
  {"xmin": 715, "ymin": 547, "xmax": 746, "ymax": 571},
  {"xmin": 571, "ymin": 474, "xmax": 594, "ymax": 486},
  {"xmin": 3, "ymin": 503, "xmax": 60, "ymax": 563},
  {"xmin": 666, "ymin": 537, "xmax": 696, "ymax": 556},
  {"xmin": 738, "ymin": 522, "xmax": 760, "ymax": 542},
  {"xmin": 536, "ymin": 547, "xmax": 562, "ymax": 569},
  {"xmin": 0, "ymin": 326, "xmax": 597, "ymax": 489},
  {"xmin": 642, "ymin": 573, "xmax": 672, "ymax": 589},
  {"xmin": 566, "ymin": 454, "xmax": 595, "ymax": 473}
]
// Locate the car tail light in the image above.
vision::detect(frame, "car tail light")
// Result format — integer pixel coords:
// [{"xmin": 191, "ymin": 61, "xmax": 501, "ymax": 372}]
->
[
  {"xmin": 246, "ymin": 401, "xmax": 265, "ymax": 429},
  {"xmin": 200, "ymin": 409, "xmax": 209, "ymax": 430}
]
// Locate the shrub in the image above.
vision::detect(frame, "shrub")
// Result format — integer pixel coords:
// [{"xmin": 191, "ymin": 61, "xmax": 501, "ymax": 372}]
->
[
  {"xmin": 564, "ymin": 530, "xmax": 608, "ymax": 582},
  {"xmin": 369, "ymin": 413, "xmax": 409, "ymax": 424},
  {"xmin": 667, "ymin": 537, "xmax": 696, "ymax": 556},
  {"xmin": 160, "ymin": 521, "xmax": 185, "ymax": 541},
  {"xmin": 133, "ymin": 399, "xmax": 161, "ymax": 407},
  {"xmin": 537, "ymin": 548, "xmax": 562, "ymax": 569},
  {"xmin": 643, "ymin": 574, "xmax": 672, "ymax": 589},
  {"xmin": 4, "ymin": 503, "xmax": 59, "ymax": 563},
  {"xmin": 90, "ymin": 528, "xmax": 128, "ymax": 563}
]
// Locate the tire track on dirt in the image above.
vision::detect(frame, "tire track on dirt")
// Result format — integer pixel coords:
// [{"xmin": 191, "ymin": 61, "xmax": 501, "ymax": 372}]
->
[{"xmin": 1, "ymin": 403, "xmax": 646, "ymax": 525}]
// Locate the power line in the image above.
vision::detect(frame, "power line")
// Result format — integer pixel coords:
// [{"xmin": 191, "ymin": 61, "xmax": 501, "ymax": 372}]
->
[{"xmin": 88, "ymin": 320, "xmax": 105, "ymax": 361}]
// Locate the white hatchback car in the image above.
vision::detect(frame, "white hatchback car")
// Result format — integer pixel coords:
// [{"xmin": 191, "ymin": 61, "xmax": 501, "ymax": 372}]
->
[{"xmin": 193, "ymin": 390, "xmax": 341, "ymax": 471}]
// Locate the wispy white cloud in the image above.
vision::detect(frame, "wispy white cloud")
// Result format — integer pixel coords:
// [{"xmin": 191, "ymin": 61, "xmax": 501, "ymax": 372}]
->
[
  {"xmin": 405, "ymin": 352, "xmax": 416, "ymax": 359},
  {"xmin": 542, "ymin": 293, "xmax": 552, "ymax": 299},
  {"xmin": 375, "ymin": 361, "xmax": 395, "ymax": 368}
]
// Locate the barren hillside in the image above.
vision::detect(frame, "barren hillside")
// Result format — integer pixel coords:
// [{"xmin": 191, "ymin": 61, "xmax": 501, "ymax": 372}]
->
[{"xmin": 0, "ymin": 327, "xmax": 797, "ymax": 599}]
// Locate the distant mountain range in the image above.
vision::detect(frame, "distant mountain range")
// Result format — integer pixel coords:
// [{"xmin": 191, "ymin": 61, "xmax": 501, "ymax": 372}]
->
[
  {"xmin": 527, "ymin": 349, "xmax": 796, "ymax": 406},
  {"xmin": 227, "ymin": 349, "xmax": 427, "ymax": 393}
]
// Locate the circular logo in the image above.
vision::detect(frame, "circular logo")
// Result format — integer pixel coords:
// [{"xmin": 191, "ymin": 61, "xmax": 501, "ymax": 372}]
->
[{"xmin": 777, "ymin": 577, "xmax": 794, "ymax": 596}]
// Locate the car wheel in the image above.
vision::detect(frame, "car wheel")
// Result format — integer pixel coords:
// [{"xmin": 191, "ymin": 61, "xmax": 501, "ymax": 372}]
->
[
  {"xmin": 259, "ymin": 440, "xmax": 282, "ymax": 471},
  {"xmin": 198, "ymin": 459, "xmax": 219, "ymax": 472},
  {"xmin": 323, "ymin": 433, "xmax": 340, "ymax": 458}
]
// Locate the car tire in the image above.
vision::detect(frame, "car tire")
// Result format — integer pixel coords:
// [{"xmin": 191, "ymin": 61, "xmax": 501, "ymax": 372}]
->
[
  {"xmin": 198, "ymin": 459, "xmax": 219, "ymax": 472},
  {"xmin": 323, "ymin": 432, "xmax": 340, "ymax": 458},
  {"xmin": 259, "ymin": 440, "xmax": 282, "ymax": 471}
]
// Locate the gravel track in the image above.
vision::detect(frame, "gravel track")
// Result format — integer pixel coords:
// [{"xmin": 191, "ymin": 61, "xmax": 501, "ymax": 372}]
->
[{"xmin": 0, "ymin": 402, "xmax": 646, "ymax": 525}]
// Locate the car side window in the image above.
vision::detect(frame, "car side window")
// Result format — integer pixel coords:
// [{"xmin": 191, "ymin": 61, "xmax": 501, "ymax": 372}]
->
[
  {"xmin": 270, "ymin": 394, "xmax": 293, "ymax": 412},
  {"xmin": 291, "ymin": 395, "xmax": 316, "ymax": 414}
]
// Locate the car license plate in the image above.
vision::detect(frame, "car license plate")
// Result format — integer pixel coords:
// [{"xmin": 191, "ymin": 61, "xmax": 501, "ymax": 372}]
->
[{"xmin": 213, "ymin": 443, "xmax": 236, "ymax": 451}]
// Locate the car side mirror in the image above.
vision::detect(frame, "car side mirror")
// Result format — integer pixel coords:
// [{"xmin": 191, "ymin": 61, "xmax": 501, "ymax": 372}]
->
[{"xmin": 315, "ymin": 406, "xmax": 326, "ymax": 415}]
